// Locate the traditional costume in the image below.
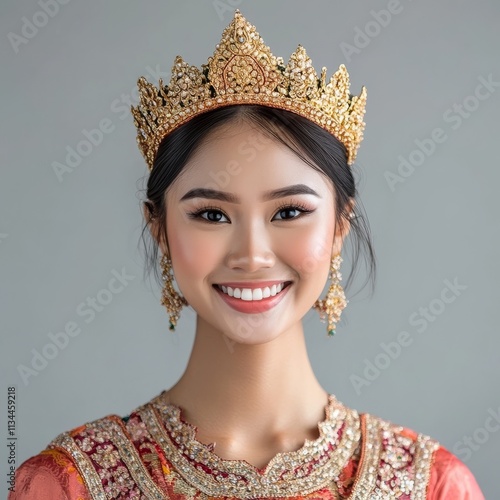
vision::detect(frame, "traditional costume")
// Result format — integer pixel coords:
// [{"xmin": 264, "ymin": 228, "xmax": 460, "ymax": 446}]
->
[
  {"xmin": 10, "ymin": 11, "xmax": 484, "ymax": 499},
  {"xmin": 10, "ymin": 391, "xmax": 483, "ymax": 499}
]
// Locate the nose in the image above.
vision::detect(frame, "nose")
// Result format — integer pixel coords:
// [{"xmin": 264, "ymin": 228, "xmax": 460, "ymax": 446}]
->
[{"xmin": 225, "ymin": 218, "xmax": 276, "ymax": 272}]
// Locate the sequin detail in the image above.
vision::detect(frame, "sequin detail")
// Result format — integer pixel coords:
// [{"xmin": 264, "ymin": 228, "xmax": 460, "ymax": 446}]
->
[
  {"xmin": 49, "ymin": 415, "xmax": 164, "ymax": 499},
  {"xmin": 46, "ymin": 394, "xmax": 439, "ymax": 499},
  {"xmin": 348, "ymin": 415, "xmax": 439, "ymax": 499},
  {"xmin": 139, "ymin": 393, "xmax": 360, "ymax": 498}
]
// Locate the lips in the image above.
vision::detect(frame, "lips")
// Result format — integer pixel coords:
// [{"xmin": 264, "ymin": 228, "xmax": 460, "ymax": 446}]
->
[{"xmin": 212, "ymin": 281, "xmax": 292, "ymax": 314}]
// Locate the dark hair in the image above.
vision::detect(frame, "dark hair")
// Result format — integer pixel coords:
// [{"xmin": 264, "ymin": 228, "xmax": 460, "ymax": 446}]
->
[{"xmin": 138, "ymin": 105, "xmax": 376, "ymax": 298}]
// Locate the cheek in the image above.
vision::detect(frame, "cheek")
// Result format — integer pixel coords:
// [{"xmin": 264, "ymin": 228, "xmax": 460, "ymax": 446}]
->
[
  {"xmin": 282, "ymin": 218, "xmax": 335, "ymax": 278},
  {"xmin": 167, "ymin": 221, "xmax": 221, "ymax": 281}
]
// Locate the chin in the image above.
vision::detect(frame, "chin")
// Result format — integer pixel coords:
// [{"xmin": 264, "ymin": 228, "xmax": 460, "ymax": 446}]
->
[{"xmin": 222, "ymin": 330, "xmax": 283, "ymax": 347}]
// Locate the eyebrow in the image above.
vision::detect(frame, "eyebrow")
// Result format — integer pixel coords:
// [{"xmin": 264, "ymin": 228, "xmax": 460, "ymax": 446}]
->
[{"xmin": 179, "ymin": 184, "xmax": 321, "ymax": 203}]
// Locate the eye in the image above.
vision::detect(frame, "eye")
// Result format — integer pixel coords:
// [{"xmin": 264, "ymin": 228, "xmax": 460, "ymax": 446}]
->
[
  {"xmin": 272, "ymin": 202, "xmax": 314, "ymax": 221},
  {"xmin": 187, "ymin": 206, "xmax": 229, "ymax": 224}
]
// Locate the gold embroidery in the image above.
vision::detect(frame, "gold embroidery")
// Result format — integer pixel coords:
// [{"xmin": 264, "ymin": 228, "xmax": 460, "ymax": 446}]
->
[
  {"xmin": 348, "ymin": 414, "xmax": 381, "ymax": 498},
  {"xmin": 411, "ymin": 434, "xmax": 440, "ymax": 500},
  {"xmin": 139, "ymin": 394, "xmax": 361, "ymax": 498},
  {"xmin": 49, "ymin": 433, "xmax": 107, "ymax": 500},
  {"xmin": 345, "ymin": 415, "xmax": 439, "ymax": 499},
  {"xmin": 142, "ymin": 442, "xmax": 162, "ymax": 470},
  {"xmin": 324, "ymin": 480, "xmax": 341, "ymax": 500},
  {"xmin": 49, "ymin": 417, "xmax": 167, "ymax": 500},
  {"xmin": 173, "ymin": 474, "xmax": 199, "ymax": 498},
  {"xmin": 103, "ymin": 417, "xmax": 167, "ymax": 499},
  {"xmin": 48, "ymin": 397, "xmax": 439, "ymax": 499}
]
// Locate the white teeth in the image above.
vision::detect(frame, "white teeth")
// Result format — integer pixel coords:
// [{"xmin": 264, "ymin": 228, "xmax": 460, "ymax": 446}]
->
[{"xmin": 217, "ymin": 282, "xmax": 287, "ymax": 301}]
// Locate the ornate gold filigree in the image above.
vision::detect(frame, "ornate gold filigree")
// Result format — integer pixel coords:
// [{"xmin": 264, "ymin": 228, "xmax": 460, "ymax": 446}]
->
[
  {"xmin": 46, "ymin": 395, "xmax": 440, "ymax": 499},
  {"xmin": 131, "ymin": 10, "xmax": 367, "ymax": 171}
]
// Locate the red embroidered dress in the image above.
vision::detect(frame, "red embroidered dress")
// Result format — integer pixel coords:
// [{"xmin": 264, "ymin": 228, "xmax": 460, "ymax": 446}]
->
[{"xmin": 9, "ymin": 392, "xmax": 484, "ymax": 499}]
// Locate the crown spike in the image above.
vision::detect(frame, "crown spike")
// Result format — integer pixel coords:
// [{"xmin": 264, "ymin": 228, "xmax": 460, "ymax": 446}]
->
[
  {"xmin": 131, "ymin": 11, "xmax": 367, "ymax": 170},
  {"xmin": 285, "ymin": 45, "xmax": 319, "ymax": 100}
]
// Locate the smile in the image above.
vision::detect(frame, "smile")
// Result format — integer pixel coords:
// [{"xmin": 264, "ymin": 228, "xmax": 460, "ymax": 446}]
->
[
  {"xmin": 212, "ymin": 281, "xmax": 293, "ymax": 314},
  {"xmin": 214, "ymin": 282, "xmax": 291, "ymax": 301}
]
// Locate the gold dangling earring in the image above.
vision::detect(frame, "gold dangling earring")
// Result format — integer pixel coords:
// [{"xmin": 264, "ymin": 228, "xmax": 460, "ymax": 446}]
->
[
  {"xmin": 160, "ymin": 254, "xmax": 188, "ymax": 332},
  {"xmin": 312, "ymin": 254, "xmax": 348, "ymax": 337}
]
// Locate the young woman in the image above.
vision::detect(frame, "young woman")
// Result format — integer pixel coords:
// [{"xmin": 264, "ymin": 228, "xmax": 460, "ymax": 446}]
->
[{"xmin": 10, "ymin": 10, "xmax": 484, "ymax": 499}]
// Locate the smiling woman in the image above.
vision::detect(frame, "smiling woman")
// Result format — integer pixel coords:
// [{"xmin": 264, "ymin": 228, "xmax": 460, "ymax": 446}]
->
[
  {"xmin": 142, "ymin": 105, "xmax": 367, "ymax": 340},
  {"xmin": 9, "ymin": 10, "xmax": 484, "ymax": 500},
  {"xmin": 160, "ymin": 116, "xmax": 348, "ymax": 339}
]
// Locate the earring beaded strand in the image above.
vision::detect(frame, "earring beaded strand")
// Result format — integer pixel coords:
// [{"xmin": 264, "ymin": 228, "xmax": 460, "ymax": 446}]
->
[
  {"xmin": 160, "ymin": 254, "xmax": 188, "ymax": 332},
  {"xmin": 311, "ymin": 254, "xmax": 348, "ymax": 337}
]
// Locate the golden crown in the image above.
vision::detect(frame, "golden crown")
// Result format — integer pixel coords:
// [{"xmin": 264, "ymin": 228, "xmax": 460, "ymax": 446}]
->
[{"xmin": 131, "ymin": 10, "xmax": 367, "ymax": 171}]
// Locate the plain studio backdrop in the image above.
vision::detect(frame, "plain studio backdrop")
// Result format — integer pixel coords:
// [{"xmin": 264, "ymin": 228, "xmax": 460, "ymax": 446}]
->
[{"xmin": 1, "ymin": 1, "xmax": 499, "ymax": 497}]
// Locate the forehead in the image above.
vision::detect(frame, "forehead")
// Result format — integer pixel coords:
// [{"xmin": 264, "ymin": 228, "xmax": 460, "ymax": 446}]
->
[{"xmin": 170, "ymin": 120, "xmax": 333, "ymax": 197}]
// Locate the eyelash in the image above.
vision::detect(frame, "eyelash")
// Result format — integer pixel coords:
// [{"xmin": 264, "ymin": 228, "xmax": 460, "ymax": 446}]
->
[{"xmin": 186, "ymin": 199, "xmax": 315, "ymax": 224}]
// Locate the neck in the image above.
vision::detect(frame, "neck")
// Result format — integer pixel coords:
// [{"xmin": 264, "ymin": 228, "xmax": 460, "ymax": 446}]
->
[{"xmin": 163, "ymin": 315, "xmax": 329, "ymax": 449}]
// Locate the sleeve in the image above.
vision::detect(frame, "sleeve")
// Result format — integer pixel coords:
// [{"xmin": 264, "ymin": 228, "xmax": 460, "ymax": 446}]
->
[
  {"xmin": 8, "ymin": 449, "xmax": 91, "ymax": 500},
  {"xmin": 427, "ymin": 445, "xmax": 485, "ymax": 500}
]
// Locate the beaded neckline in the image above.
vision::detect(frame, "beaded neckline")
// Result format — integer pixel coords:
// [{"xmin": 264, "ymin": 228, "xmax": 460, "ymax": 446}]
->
[
  {"xmin": 47, "ymin": 393, "xmax": 439, "ymax": 498},
  {"xmin": 146, "ymin": 391, "xmax": 362, "ymax": 497},
  {"xmin": 156, "ymin": 391, "xmax": 339, "ymax": 472}
]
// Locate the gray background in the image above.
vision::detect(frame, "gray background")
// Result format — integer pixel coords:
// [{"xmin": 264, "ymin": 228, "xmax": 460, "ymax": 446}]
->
[{"xmin": 1, "ymin": 0, "xmax": 499, "ymax": 498}]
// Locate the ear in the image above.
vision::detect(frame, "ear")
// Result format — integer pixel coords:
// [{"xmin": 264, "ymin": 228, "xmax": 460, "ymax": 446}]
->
[
  {"xmin": 143, "ymin": 202, "xmax": 169, "ymax": 257},
  {"xmin": 331, "ymin": 198, "xmax": 355, "ymax": 258}
]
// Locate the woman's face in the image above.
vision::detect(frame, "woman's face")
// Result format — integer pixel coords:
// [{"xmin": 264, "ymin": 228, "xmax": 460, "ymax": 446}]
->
[{"xmin": 159, "ymin": 119, "xmax": 347, "ymax": 345}]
